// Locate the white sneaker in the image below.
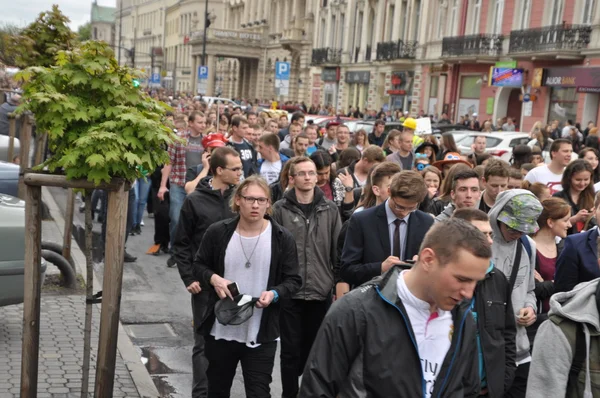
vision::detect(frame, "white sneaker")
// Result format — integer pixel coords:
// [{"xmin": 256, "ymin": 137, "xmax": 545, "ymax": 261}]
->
[{"xmin": 140, "ymin": 220, "xmax": 145, "ymax": 226}]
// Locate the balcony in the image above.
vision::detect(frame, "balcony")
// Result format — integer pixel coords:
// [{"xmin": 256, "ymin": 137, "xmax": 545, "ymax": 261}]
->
[
  {"xmin": 311, "ymin": 47, "xmax": 342, "ymax": 65},
  {"xmin": 441, "ymin": 34, "xmax": 503, "ymax": 59},
  {"xmin": 376, "ymin": 40, "xmax": 418, "ymax": 61},
  {"xmin": 365, "ymin": 45, "xmax": 372, "ymax": 61},
  {"xmin": 509, "ymin": 23, "xmax": 592, "ymax": 56}
]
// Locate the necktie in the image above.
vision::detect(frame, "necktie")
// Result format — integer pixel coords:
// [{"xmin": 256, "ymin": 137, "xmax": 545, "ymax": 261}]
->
[{"xmin": 393, "ymin": 219, "xmax": 404, "ymax": 259}]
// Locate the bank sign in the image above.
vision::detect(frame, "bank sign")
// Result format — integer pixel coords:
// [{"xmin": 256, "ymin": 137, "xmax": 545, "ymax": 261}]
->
[{"xmin": 543, "ymin": 67, "xmax": 600, "ymax": 89}]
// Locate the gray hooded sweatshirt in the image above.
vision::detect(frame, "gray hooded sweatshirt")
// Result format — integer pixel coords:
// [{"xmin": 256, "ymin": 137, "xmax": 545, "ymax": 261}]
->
[
  {"xmin": 489, "ymin": 189, "xmax": 538, "ymax": 364},
  {"xmin": 526, "ymin": 279, "xmax": 600, "ymax": 398}
]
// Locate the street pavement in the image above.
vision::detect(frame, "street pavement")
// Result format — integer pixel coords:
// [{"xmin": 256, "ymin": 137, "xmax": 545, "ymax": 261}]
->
[{"xmin": 47, "ymin": 187, "xmax": 284, "ymax": 397}]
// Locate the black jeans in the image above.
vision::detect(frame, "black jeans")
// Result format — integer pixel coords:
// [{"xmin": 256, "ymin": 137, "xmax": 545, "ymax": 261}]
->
[
  {"xmin": 205, "ymin": 335, "xmax": 277, "ymax": 398},
  {"xmin": 504, "ymin": 362, "xmax": 530, "ymax": 398},
  {"xmin": 151, "ymin": 185, "xmax": 170, "ymax": 247},
  {"xmin": 280, "ymin": 299, "xmax": 329, "ymax": 398},
  {"xmin": 192, "ymin": 328, "xmax": 209, "ymax": 398}
]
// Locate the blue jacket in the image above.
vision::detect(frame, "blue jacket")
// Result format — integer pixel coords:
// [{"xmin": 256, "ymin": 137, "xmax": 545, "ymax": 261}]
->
[
  {"xmin": 258, "ymin": 153, "xmax": 289, "ymax": 171},
  {"xmin": 554, "ymin": 227, "xmax": 600, "ymax": 293}
]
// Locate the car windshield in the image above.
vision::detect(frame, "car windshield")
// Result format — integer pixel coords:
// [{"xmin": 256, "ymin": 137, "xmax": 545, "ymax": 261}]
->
[{"xmin": 457, "ymin": 135, "xmax": 503, "ymax": 148}]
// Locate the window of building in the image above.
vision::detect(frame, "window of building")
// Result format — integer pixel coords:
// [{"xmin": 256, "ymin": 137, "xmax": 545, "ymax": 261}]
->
[
  {"xmin": 355, "ymin": 11, "xmax": 363, "ymax": 49},
  {"xmin": 449, "ymin": 0, "xmax": 459, "ymax": 36},
  {"xmin": 491, "ymin": 0, "xmax": 504, "ymax": 34},
  {"xmin": 387, "ymin": 6, "xmax": 394, "ymax": 41},
  {"xmin": 517, "ymin": 0, "xmax": 532, "ymax": 29},
  {"xmin": 583, "ymin": 0, "xmax": 596, "ymax": 24},
  {"xmin": 548, "ymin": 87, "xmax": 578, "ymax": 125},
  {"xmin": 400, "ymin": 0, "xmax": 409, "ymax": 40},
  {"xmin": 412, "ymin": 0, "xmax": 421, "ymax": 40},
  {"xmin": 468, "ymin": 0, "xmax": 482, "ymax": 34},
  {"xmin": 330, "ymin": 15, "xmax": 336, "ymax": 47},
  {"xmin": 320, "ymin": 17, "xmax": 326, "ymax": 47},
  {"xmin": 436, "ymin": 2, "xmax": 447, "ymax": 39},
  {"xmin": 339, "ymin": 13, "xmax": 345, "ymax": 49},
  {"xmin": 549, "ymin": 0, "xmax": 564, "ymax": 25}
]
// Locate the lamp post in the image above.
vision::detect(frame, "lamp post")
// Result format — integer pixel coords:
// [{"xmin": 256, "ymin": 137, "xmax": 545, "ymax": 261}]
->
[{"xmin": 201, "ymin": 0, "xmax": 209, "ymax": 66}]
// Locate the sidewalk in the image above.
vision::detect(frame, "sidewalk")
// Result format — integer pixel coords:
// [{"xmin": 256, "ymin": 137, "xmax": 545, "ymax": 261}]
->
[{"xmin": 0, "ymin": 187, "xmax": 160, "ymax": 397}]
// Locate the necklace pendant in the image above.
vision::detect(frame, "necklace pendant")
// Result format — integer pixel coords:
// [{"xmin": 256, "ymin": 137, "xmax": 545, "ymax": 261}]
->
[{"xmin": 245, "ymin": 261, "xmax": 251, "ymax": 268}]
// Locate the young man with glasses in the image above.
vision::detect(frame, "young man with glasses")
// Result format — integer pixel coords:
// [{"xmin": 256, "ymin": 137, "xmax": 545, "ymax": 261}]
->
[
  {"xmin": 272, "ymin": 156, "xmax": 342, "ymax": 398},
  {"xmin": 489, "ymin": 189, "xmax": 543, "ymax": 397},
  {"xmin": 193, "ymin": 175, "xmax": 301, "ymax": 398},
  {"xmin": 172, "ymin": 147, "xmax": 243, "ymax": 397},
  {"xmin": 340, "ymin": 170, "xmax": 434, "ymax": 287}
]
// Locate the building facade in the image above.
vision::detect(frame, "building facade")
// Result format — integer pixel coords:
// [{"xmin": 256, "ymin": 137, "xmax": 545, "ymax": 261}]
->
[{"xmin": 91, "ymin": 1, "xmax": 116, "ymax": 46}]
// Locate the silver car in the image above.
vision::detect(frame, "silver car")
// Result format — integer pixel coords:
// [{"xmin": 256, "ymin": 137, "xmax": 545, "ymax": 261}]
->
[
  {"xmin": 0, "ymin": 194, "xmax": 47, "ymax": 306},
  {"xmin": 456, "ymin": 132, "xmax": 531, "ymax": 162}
]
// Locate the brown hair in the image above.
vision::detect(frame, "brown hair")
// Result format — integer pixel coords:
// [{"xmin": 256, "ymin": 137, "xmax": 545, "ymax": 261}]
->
[
  {"xmin": 561, "ymin": 159, "xmax": 595, "ymax": 212},
  {"xmin": 525, "ymin": 182, "xmax": 550, "ymax": 200},
  {"xmin": 209, "ymin": 147, "xmax": 240, "ymax": 175},
  {"xmin": 509, "ymin": 168, "xmax": 523, "ymax": 180},
  {"xmin": 258, "ymin": 133, "xmax": 280, "ymax": 152},
  {"xmin": 484, "ymin": 159, "xmax": 510, "ymax": 180},
  {"xmin": 352, "ymin": 129, "xmax": 370, "ymax": 148},
  {"xmin": 357, "ymin": 162, "xmax": 402, "ymax": 209},
  {"xmin": 421, "ymin": 165, "xmax": 442, "ymax": 183},
  {"xmin": 382, "ymin": 129, "xmax": 402, "ymax": 152},
  {"xmin": 438, "ymin": 163, "xmax": 472, "ymax": 202},
  {"xmin": 287, "ymin": 156, "xmax": 314, "ymax": 176},
  {"xmin": 452, "ymin": 208, "xmax": 490, "ymax": 223},
  {"xmin": 537, "ymin": 197, "xmax": 571, "ymax": 232},
  {"xmin": 389, "ymin": 170, "xmax": 428, "ymax": 202},
  {"xmin": 419, "ymin": 219, "xmax": 492, "ymax": 265},
  {"xmin": 230, "ymin": 175, "xmax": 273, "ymax": 215},
  {"xmin": 188, "ymin": 111, "xmax": 205, "ymax": 122},
  {"xmin": 361, "ymin": 145, "xmax": 385, "ymax": 163}
]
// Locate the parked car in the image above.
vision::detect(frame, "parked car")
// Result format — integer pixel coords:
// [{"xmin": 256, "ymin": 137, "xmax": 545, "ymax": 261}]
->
[
  {"xmin": 0, "ymin": 135, "xmax": 20, "ymax": 162},
  {"xmin": 193, "ymin": 96, "xmax": 246, "ymax": 110},
  {"xmin": 0, "ymin": 160, "xmax": 18, "ymax": 197},
  {"xmin": 0, "ymin": 193, "xmax": 47, "ymax": 306},
  {"xmin": 456, "ymin": 132, "xmax": 531, "ymax": 162}
]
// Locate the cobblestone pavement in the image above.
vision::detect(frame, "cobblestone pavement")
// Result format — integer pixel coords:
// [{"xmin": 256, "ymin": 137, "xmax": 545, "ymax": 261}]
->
[{"xmin": 0, "ymin": 295, "xmax": 140, "ymax": 398}]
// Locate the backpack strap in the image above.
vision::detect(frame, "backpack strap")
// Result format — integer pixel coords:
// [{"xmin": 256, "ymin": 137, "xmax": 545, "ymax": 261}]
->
[
  {"xmin": 568, "ymin": 323, "xmax": 586, "ymax": 391},
  {"xmin": 509, "ymin": 241, "xmax": 523, "ymax": 292},
  {"xmin": 520, "ymin": 235, "xmax": 532, "ymax": 259}
]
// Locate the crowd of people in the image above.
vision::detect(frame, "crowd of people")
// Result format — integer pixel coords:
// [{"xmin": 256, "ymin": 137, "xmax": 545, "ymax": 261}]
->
[{"xmin": 124, "ymin": 94, "xmax": 600, "ymax": 398}]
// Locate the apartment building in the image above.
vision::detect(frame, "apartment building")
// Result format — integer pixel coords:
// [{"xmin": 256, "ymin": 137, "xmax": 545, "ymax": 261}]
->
[{"xmin": 419, "ymin": 0, "xmax": 600, "ymax": 131}]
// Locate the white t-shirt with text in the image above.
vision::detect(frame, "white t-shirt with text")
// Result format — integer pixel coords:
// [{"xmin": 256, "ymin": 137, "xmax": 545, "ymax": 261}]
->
[
  {"xmin": 260, "ymin": 160, "xmax": 282, "ymax": 185},
  {"xmin": 524, "ymin": 164, "xmax": 563, "ymax": 194},
  {"xmin": 397, "ymin": 270, "xmax": 453, "ymax": 397}
]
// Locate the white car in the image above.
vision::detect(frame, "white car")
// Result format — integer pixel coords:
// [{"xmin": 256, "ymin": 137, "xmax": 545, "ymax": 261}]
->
[
  {"xmin": 193, "ymin": 96, "xmax": 246, "ymax": 110},
  {"xmin": 455, "ymin": 132, "xmax": 531, "ymax": 162}
]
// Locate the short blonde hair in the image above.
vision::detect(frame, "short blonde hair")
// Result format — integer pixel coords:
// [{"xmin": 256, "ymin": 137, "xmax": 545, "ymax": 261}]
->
[{"xmin": 230, "ymin": 175, "xmax": 273, "ymax": 215}]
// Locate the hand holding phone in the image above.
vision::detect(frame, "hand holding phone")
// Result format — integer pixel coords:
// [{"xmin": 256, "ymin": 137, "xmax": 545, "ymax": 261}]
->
[{"xmin": 227, "ymin": 282, "xmax": 240, "ymax": 298}]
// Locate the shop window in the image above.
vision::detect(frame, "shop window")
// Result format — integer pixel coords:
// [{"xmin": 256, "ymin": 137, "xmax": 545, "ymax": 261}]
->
[
  {"xmin": 548, "ymin": 87, "xmax": 578, "ymax": 125},
  {"xmin": 460, "ymin": 76, "xmax": 481, "ymax": 99}
]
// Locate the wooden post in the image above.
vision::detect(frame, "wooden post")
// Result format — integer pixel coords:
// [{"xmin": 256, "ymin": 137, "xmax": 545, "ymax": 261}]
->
[
  {"xmin": 18, "ymin": 116, "xmax": 33, "ymax": 199},
  {"xmin": 20, "ymin": 184, "xmax": 43, "ymax": 398},
  {"xmin": 81, "ymin": 192, "xmax": 94, "ymax": 398},
  {"xmin": 33, "ymin": 132, "xmax": 47, "ymax": 167},
  {"xmin": 7, "ymin": 113, "xmax": 17, "ymax": 163},
  {"xmin": 94, "ymin": 184, "xmax": 128, "ymax": 397},
  {"xmin": 62, "ymin": 189, "xmax": 76, "ymax": 265}
]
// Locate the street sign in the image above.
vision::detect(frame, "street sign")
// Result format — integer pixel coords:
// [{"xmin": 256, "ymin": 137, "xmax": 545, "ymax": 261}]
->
[
  {"xmin": 523, "ymin": 93, "xmax": 531, "ymax": 102},
  {"xmin": 275, "ymin": 61, "xmax": 290, "ymax": 96},
  {"xmin": 197, "ymin": 65, "xmax": 208, "ymax": 95},
  {"xmin": 150, "ymin": 73, "xmax": 161, "ymax": 84}
]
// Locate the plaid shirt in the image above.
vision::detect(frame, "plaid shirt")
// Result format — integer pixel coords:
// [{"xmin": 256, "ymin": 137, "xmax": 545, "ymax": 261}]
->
[{"xmin": 167, "ymin": 129, "xmax": 196, "ymax": 188}]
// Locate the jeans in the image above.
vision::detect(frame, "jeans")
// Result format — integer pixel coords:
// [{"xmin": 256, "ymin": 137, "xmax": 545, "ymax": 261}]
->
[
  {"xmin": 133, "ymin": 177, "xmax": 152, "ymax": 227},
  {"xmin": 280, "ymin": 299, "xmax": 329, "ymax": 398},
  {"xmin": 192, "ymin": 297, "xmax": 209, "ymax": 398},
  {"xmin": 205, "ymin": 335, "xmax": 277, "ymax": 398},
  {"xmin": 91, "ymin": 189, "xmax": 106, "ymax": 220},
  {"xmin": 151, "ymin": 185, "xmax": 170, "ymax": 247},
  {"xmin": 504, "ymin": 362, "xmax": 530, "ymax": 398},
  {"xmin": 168, "ymin": 184, "xmax": 186, "ymax": 250}
]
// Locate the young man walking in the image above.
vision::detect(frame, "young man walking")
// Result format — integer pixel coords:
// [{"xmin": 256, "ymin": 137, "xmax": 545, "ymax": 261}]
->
[
  {"xmin": 272, "ymin": 156, "xmax": 342, "ymax": 398},
  {"xmin": 228, "ymin": 115, "xmax": 258, "ymax": 179},
  {"xmin": 300, "ymin": 219, "xmax": 492, "ymax": 396},
  {"xmin": 435, "ymin": 169, "xmax": 482, "ymax": 222}
]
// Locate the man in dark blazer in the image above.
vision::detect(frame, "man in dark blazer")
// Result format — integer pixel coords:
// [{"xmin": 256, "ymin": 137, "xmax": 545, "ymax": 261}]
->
[{"xmin": 341, "ymin": 170, "xmax": 434, "ymax": 287}]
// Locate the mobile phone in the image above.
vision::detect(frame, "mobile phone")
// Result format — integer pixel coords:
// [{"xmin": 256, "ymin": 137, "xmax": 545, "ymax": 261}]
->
[
  {"xmin": 227, "ymin": 282, "xmax": 240, "ymax": 297},
  {"xmin": 403, "ymin": 259, "xmax": 416, "ymax": 265}
]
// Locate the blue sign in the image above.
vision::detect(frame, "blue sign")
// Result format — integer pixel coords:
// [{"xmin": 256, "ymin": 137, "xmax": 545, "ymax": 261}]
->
[
  {"xmin": 489, "ymin": 68, "xmax": 524, "ymax": 87},
  {"xmin": 275, "ymin": 62, "xmax": 290, "ymax": 80},
  {"xmin": 523, "ymin": 93, "xmax": 531, "ymax": 102},
  {"xmin": 198, "ymin": 66, "xmax": 208, "ymax": 80},
  {"xmin": 150, "ymin": 73, "xmax": 160, "ymax": 84}
]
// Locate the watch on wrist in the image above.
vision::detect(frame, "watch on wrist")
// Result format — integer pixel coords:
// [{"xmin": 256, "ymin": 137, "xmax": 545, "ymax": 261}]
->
[{"xmin": 345, "ymin": 185, "xmax": 353, "ymax": 192}]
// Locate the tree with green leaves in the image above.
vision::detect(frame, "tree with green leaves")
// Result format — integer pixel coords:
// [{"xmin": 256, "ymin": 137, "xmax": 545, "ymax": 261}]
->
[
  {"xmin": 16, "ymin": 41, "xmax": 177, "ymax": 184},
  {"xmin": 77, "ymin": 22, "xmax": 92, "ymax": 42},
  {"xmin": 0, "ymin": 23, "xmax": 21, "ymax": 67},
  {"xmin": 12, "ymin": 5, "xmax": 76, "ymax": 68}
]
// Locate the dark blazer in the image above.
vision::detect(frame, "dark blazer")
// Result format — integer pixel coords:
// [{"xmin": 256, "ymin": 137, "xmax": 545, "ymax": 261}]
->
[
  {"xmin": 554, "ymin": 227, "xmax": 600, "ymax": 293},
  {"xmin": 340, "ymin": 203, "xmax": 434, "ymax": 286}
]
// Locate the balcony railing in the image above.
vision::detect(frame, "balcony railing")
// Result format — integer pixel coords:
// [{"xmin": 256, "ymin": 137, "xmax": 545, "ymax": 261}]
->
[
  {"xmin": 311, "ymin": 47, "xmax": 342, "ymax": 65},
  {"xmin": 365, "ymin": 45, "xmax": 372, "ymax": 61},
  {"xmin": 442, "ymin": 34, "xmax": 503, "ymax": 57},
  {"xmin": 376, "ymin": 40, "xmax": 418, "ymax": 60},
  {"xmin": 509, "ymin": 23, "xmax": 592, "ymax": 53}
]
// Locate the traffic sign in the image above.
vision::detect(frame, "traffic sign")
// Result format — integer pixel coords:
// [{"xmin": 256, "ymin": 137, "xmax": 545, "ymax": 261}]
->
[
  {"xmin": 150, "ymin": 73, "xmax": 161, "ymax": 84},
  {"xmin": 198, "ymin": 66, "xmax": 208, "ymax": 80},
  {"xmin": 275, "ymin": 62, "xmax": 290, "ymax": 96},
  {"xmin": 523, "ymin": 93, "xmax": 531, "ymax": 102}
]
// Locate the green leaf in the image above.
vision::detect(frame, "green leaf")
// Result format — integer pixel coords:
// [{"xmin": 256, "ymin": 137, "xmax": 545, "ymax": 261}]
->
[{"xmin": 86, "ymin": 154, "xmax": 105, "ymax": 167}]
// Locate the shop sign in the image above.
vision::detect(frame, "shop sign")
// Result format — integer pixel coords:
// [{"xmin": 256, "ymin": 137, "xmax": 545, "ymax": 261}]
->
[
  {"xmin": 577, "ymin": 87, "xmax": 600, "ymax": 93},
  {"xmin": 387, "ymin": 71, "xmax": 413, "ymax": 95},
  {"xmin": 322, "ymin": 68, "xmax": 339, "ymax": 82},
  {"xmin": 495, "ymin": 61, "xmax": 517, "ymax": 68},
  {"xmin": 486, "ymin": 98, "xmax": 494, "ymax": 115},
  {"xmin": 387, "ymin": 90, "xmax": 407, "ymax": 95},
  {"xmin": 345, "ymin": 71, "xmax": 370, "ymax": 84},
  {"xmin": 543, "ymin": 67, "xmax": 600, "ymax": 88},
  {"xmin": 489, "ymin": 68, "xmax": 524, "ymax": 87}
]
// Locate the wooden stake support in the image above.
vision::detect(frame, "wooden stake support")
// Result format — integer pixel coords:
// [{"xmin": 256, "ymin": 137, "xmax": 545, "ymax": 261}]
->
[
  {"xmin": 20, "ymin": 173, "xmax": 129, "ymax": 398},
  {"xmin": 62, "ymin": 189, "xmax": 76, "ymax": 264},
  {"xmin": 7, "ymin": 113, "xmax": 18, "ymax": 163}
]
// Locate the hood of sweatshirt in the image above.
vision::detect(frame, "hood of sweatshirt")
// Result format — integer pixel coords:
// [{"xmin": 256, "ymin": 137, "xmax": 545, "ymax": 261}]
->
[{"xmin": 549, "ymin": 278, "xmax": 600, "ymax": 334}]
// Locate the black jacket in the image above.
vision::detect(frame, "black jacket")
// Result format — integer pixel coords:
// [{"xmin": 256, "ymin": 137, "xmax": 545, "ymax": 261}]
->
[
  {"xmin": 193, "ymin": 216, "xmax": 302, "ymax": 342},
  {"xmin": 340, "ymin": 203, "xmax": 434, "ymax": 286},
  {"xmin": 173, "ymin": 177, "xmax": 236, "ymax": 288},
  {"xmin": 474, "ymin": 267, "xmax": 517, "ymax": 397},
  {"xmin": 300, "ymin": 266, "xmax": 480, "ymax": 397}
]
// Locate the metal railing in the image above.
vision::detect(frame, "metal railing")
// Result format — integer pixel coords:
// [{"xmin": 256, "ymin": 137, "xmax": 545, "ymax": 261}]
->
[
  {"xmin": 376, "ymin": 40, "xmax": 418, "ymax": 60},
  {"xmin": 311, "ymin": 47, "xmax": 342, "ymax": 65},
  {"xmin": 509, "ymin": 23, "xmax": 592, "ymax": 53},
  {"xmin": 441, "ymin": 34, "xmax": 503, "ymax": 57}
]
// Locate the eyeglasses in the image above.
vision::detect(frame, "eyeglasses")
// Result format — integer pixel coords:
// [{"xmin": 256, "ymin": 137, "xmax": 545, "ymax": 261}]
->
[
  {"xmin": 292, "ymin": 171, "xmax": 317, "ymax": 177},
  {"xmin": 240, "ymin": 195, "xmax": 269, "ymax": 205},
  {"xmin": 224, "ymin": 167, "xmax": 243, "ymax": 172},
  {"xmin": 389, "ymin": 198, "xmax": 418, "ymax": 213}
]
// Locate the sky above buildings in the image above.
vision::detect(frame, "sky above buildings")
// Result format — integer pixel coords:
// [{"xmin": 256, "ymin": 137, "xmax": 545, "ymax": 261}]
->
[{"xmin": 4, "ymin": 0, "xmax": 116, "ymax": 30}]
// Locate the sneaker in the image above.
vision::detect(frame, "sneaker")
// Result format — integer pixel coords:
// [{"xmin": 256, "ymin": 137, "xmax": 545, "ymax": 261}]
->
[
  {"xmin": 140, "ymin": 220, "xmax": 145, "ymax": 227},
  {"xmin": 79, "ymin": 203, "xmax": 86, "ymax": 213},
  {"xmin": 124, "ymin": 251, "xmax": 137, "ymax": 263},
  {"xmin": 134, "ymin": 225, "xmax": 142, "ymax": 235},
  {"xmin": 167, "ymin": 256, "xmax": 177, "ymax": 268}
]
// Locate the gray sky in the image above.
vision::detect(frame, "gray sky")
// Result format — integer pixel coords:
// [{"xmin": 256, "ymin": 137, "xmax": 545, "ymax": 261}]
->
[{"xmin": 4, "ymin": 0, "xmax": 116, "ymax": 30}]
